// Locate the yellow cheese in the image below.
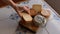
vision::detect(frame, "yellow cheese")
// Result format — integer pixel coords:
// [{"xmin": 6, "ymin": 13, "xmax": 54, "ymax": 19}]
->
[
  {"xmin": 22, "ymin": 13, "xmax": 33, "ymax": 22},
  {"xmin": 32, "ymin": 4, "xmax": 42, "ymax": 13}
]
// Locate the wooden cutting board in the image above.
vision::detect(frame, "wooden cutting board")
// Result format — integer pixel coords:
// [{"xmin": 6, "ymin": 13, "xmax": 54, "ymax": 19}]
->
[
  {"xmin": 0, "ymin": 0, "xmax": 26, "ymax": 8},
  {"xmin": 19, "ymin": 20, "xmax": 39, "ymax": 32}
]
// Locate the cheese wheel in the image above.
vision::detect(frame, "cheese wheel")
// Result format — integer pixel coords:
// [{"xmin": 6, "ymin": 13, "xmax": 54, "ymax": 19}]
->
[{"xmin": 41, "ymin": 9, "xmax": 50, "ymax": 17}]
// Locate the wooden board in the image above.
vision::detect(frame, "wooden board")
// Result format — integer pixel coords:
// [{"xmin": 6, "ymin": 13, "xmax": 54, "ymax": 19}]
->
[{"xmin": 19, "ymin": 20, "xmax": 39, "ymax": 32}]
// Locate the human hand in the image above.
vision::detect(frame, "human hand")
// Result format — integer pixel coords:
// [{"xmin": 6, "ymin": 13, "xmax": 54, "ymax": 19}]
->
[
  {"xmin": 13, "ymin": 6, "xmax": 31, "ymax": 17},
  {"xmin": 23, "ymin": 6, "xmax": 31, "ymax": 15}
]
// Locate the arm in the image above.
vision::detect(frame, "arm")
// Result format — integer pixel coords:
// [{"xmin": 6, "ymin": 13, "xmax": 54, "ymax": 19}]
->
[{"xmin": 2, "ymin": 0, "xmax": 31, "ymax": 17}]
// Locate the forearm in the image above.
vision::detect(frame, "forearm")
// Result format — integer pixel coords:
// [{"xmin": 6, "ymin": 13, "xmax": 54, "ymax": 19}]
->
[
  {"xmin": 8, "ymin": 0, "xmax": 17, "ymax": 7},
  {"xmin": 2, "ymin": 0, "xmax": 16, "ymax": 7}
]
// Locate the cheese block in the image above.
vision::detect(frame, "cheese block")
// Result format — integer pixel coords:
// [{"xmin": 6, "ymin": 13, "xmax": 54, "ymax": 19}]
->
[
  {"xmin": 32, "ymin": 4, "xmax": 42, "ymax": 13},
  {"xmin": 41, "ymin": 9, "xmax": 50, "ymax": 17},
  {"xmin": 30, "ymin": 9, "xmax": 37, "ymax": 16},
  {"xmin": 22, "ymin": 13, "xmax": 33, "ymax": 23}
]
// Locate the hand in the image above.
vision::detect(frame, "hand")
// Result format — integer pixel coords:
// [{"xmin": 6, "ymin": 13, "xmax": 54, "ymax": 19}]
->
[
  {"xmin": 13, "ymin": 6, "xmax": 31, "ymax": 17},
  {"xmin": 23, "ymin": 6, "xmax": 31, "ymax": 15},
  {"xmin": 2, "ymin": 0, "xmax": 31, "ymax": 17},
  {"xmin": 13, "ymin": 6, "xmax": 31, "ymax": 14}
]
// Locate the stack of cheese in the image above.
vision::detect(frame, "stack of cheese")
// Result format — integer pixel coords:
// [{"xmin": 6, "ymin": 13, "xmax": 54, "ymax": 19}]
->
[
  {"xmin": 32, "ymin": 4, "xmax": 50, "ymax": 17},
  {"xmin": 18, "ymin": 4, "xmax": 50, "ymax": 25}
]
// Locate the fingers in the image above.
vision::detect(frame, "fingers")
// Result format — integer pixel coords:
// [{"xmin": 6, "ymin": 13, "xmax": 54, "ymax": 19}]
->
[
  {"xmin": 13, "ymin": 6, "xmax": 24, "ymax": 17},
  {"xmin": 23, "ymin": 6, "xmax": 30, "ymax": 11},
  {"xmin": 23, "ymin": 6, "xmax": 30, "ymax": 14},
  {"xmin": 12, "ymin": 5, "xmax": 31, "ymax": 17},
  {"xmin": 15, "ymin": 6, "xmax": 31, "ymax": 17}
]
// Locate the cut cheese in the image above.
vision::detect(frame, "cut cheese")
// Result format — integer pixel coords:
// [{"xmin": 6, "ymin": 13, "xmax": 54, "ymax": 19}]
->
[{"xmin": 22, "ymin": 13, "xmax": 32, "ymax": 22}]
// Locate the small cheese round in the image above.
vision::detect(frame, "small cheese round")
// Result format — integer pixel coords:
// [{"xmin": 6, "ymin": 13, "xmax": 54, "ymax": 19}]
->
[
  {"xmin": 41, "ymin": 9, "xmax": 50, "ymax": 17},
  {"xmin": 34, "ymin": 15, "xmax": 45, "ymax": 26}
]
